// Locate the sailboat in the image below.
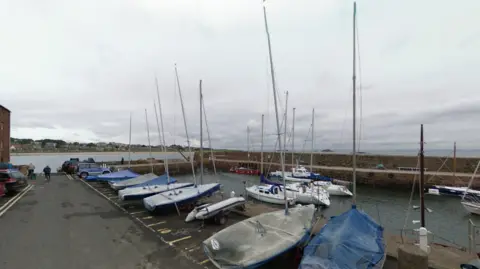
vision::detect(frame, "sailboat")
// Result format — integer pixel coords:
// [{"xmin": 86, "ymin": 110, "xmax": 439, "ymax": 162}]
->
[
  {"xmin": 460, "ymin": 161, "xmax": 480, "ymax": 214},
  {"xmin": 143, "ymin": 75, "xmax": 220, "ymax": 212},
  {"xmin": 299, "ymin": 3, "xmax": 386, "ymax": 268},
  {"xmin": 247, "ymin": 92, "xmax": 295, "ymax": 206},
  {"xmin": 203, "ymin": 2, "xmax": 315, "ymax": 268}
]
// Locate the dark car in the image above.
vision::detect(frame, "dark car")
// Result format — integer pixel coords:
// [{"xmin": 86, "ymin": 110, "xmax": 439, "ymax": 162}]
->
[
  {"xmin": 62, "ymin": 159, "xmax": 80, "ymax": 174},
  {"xmin": 0, "ymin": 169, "xmax": 28, "ymax": 195}
]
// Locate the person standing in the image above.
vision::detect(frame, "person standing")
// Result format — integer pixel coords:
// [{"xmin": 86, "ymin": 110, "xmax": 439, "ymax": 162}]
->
[
  {"xmin": 121, "ymin": 157, "xmax": 124, "ymax": 165},
  {"xmin": 28, "ymin": 163, "xmax": 35, "ymax": 180},
  {"xmin": 43, "ymin": 165, "xmax": 51, "ymax": 182}
]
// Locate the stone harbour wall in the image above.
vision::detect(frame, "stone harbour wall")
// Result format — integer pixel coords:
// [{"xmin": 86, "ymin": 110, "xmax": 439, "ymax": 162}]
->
[{"xmin": 210, "ymin": 151, "xmax": 480, "ymax": 173}]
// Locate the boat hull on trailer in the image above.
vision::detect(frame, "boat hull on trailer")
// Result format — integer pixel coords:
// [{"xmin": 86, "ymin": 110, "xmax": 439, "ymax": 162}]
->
[
  {"xmin": 118, "ymin": 182, "xmax": 194, "ymax": 201},
  {"xmin": 143, "ymin": 183, "xmax": 221, "ymax": 211},
  {"xmin": 109, "ymin": 173, "xmax": 158, "ymax": 190},
  {"xmin": 203, "ymin": 204, "xmax": 316, "ymax": 269},
  {"xmin": 185, "ymin": 197, "xmax": 246, "ymax": 222}
]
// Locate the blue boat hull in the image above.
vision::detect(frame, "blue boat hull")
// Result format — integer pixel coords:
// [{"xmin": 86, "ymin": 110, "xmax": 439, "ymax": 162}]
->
[{"xmin": 427, "ymin": 186, "xmax": 480, "ymax": 198}]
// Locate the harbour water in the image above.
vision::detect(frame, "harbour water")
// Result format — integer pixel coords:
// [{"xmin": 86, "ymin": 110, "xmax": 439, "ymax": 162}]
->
[
  {"xmin": 177, "ymin": 171, "xmax": 478, "ymax": 250},
  {"xmin": 10, "ymin": 152, "xmax": 193, "ymax": 173}
]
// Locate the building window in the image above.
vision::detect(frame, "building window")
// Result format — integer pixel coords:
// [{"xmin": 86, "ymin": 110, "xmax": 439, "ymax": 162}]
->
[{"xmin": 0, "ymin": 122, "xmax": 3, "ymax": 130}]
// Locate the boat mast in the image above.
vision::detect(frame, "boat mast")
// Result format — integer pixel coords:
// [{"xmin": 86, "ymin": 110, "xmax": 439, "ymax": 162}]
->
[
  {"xmin": 145, "ymin": 109, "xmax": 154, "ymax": 174},
  {"xmin": 291, "ymin": 107, "xmax": 296, "ymax": 166},
  {"xmin": 453, "ymin": 141, "xmax": 457, "ymax": 176},
  {"xmin": 420, "ymin": 124, "xmax": 425, "ymax": 227},
  {"xmin": 174, "ymin": 64, "xmax": 197, "ymax": 186},
  {"xmin": 202, "ymin": 93, "xmax": 216, "ymax": 175},
  {"xmin": 247, "ymin": 126, "xmax": 251, "ymax": 161},
  {"xmin": 128, "ymin": 112, "xmax": 132, "ymax": 168},
  {"xmin": 155, "ymin": 77, "xmax": 171, "ymax": 184},
  {"xmin": 262, "ymin": 0, "xmax": 288, "ymax": 215},
  {"xmin": 283, "ymin": 90, "xmax": 289, "ymax": 178},
  {"xmin": 310, "ymin": 108, "xmax": 315, "ymax": 172},
  {"xmin": 261, "ymin": 114, "xmax": 264, "ymax": 175},
  {"xmin": 352, "ymin": 1, "xmax": 357, "ymax": 205},
  {"xmin": 199, "ymin": 80, "xmax": 204, "ymax": 185}
]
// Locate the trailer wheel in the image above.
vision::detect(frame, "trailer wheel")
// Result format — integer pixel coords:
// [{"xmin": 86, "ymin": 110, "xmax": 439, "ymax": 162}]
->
[{"xmin": 215, "ymin": 214, "xmax": 228, "ymax": 225}]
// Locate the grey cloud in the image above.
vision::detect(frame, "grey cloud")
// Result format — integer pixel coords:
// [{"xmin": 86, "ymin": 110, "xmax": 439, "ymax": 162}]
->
[{"xmin": 3, "ymin": 0, "xmax": 480, "ymax": 151}]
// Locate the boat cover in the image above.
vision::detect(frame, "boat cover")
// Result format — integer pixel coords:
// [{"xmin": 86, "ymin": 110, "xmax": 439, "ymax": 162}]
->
[
  {"xmin": 203, "ymin": 204, "xmax": 316, "ymax": 268},
  {"xmin": 109, "ymin": 173, "xmax": 158, "ymax": 190},
  {"xmin": 143, "ymin": 183, "xmax": 221, "ymax": 211},
  {"xmin": 97, "ymin": 169, "xmax": 139, "ymax": 182},
  {"xmin": 299, "ymin": 205, "xmax": 385, "ymax": 269},
  {"xmin": 133, "ymin": 174, "xmax": 177, "ymax": 187}
]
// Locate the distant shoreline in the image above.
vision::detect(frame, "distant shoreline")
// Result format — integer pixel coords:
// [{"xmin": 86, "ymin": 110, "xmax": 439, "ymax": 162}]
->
[{"xmin": 11, "ymin": 151, "xmax": 183, "ymax": 156}]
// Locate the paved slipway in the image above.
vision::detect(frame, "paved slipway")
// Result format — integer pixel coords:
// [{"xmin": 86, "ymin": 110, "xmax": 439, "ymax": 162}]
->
[{"xmin": 0, "ymin": 175, "xmax": 203, "ymax": 269}]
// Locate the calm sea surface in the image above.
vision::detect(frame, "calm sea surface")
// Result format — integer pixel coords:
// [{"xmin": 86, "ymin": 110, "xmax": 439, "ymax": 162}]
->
[
  {"xmin": 10, "ymin": 152, "xmax": 480, "ymax": 249},
  {"xmin": 10, "ymin": 152, "xmax": 193, "ymax": 173}
]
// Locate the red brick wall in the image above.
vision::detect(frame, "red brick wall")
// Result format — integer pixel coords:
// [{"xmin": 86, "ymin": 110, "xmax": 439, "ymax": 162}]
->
[{"xmin": 0, "ymin": 106, "xmax": 11, "ymax": 163}]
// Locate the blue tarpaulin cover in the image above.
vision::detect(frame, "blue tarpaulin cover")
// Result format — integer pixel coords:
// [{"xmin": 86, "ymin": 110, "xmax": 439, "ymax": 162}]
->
[
  {"xmin": 299, "ymin": 205, "xmax": 385, "ymax": 269},
  {"xmin": 128, "ymin": 174, "xmax": 177, "ymax": 188},
  {"xmin": 97, "ymin": 169, "xmax": 139, "ymax": 182}
]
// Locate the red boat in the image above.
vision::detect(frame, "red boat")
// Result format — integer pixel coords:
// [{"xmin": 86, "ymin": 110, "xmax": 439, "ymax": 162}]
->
[{"xmin": 229, "ymin": 167, "xmax": 261, "ymax": 176}]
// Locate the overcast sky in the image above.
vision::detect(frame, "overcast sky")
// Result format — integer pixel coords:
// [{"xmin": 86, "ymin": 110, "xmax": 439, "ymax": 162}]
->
[{"xmin": 2, "ymin": 0, "xmax": 479, "ymax": 152}]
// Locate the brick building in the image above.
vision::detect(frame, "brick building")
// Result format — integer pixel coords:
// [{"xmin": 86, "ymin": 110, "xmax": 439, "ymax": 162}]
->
[{"xmin": 0, "ymin": 105, "xmax": 11, "ymax": 163}]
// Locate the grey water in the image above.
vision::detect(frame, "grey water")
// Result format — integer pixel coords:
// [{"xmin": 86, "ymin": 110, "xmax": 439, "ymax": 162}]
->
[
  {"xmin": 10, "ymin": 152, "xmax": 193, "ymax": 173},
  {"xmin": 176, "ymin": 171, "xmax": 477, "ymax": 249}
]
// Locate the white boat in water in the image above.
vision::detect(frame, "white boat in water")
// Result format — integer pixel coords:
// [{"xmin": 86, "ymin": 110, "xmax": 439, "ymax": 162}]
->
[
  {"xmin": 462, "ymin": 201, "xmax": 480, "ymax": 215},
  {"xmin": 203, "ymin": 204, "xmax": 316, "ymax": 268},
  {"xmin": 313, "ymin": 181, "xmax": 353, "ymax": 196},
  {"xmin": 185, "ymin": 196, "xmax": 246, "ymax": 222},
  {"xmin": 118, "ymin": 182, "xmax": 194, "ymax": 201},
  {"xmin": 143, "ymin": 183, "xmax": 221, "ymax": 212},
  {"xmin": 461, "ymin": 161, "xmax": 480, "ymax": 215},
  {"xmin": 109, "ymin": 173, "xmax": 158, "ymax": 190},
  {"xmin": 284, "ymin": 183, "xmax": 330, "ymax": 206},
  {"xmin": 246, "ymin": 185, "xmax": 295, "ymax": 206}
]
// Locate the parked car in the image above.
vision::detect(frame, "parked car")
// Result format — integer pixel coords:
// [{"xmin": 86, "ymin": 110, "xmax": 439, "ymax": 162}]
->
[
  {"xmin": 76, "ymin": 163, "xmax": 111, "ymax": 178},
  {"xmin": 0, "ymin": 180, "xmax": 5, "ymax": 197},
  {"xmin": 0, "ymin": 169, "xmax": 28, "ymax": 195}
]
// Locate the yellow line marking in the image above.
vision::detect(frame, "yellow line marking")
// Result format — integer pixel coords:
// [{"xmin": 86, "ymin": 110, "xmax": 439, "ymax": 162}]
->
[
  {"xmin": 199, "ymin": 259, "xmax": 210, "ymax": 265},
  {"xmin": 157, "ymin": 228, "xmax": 170, "ymax": 232},
  {"xmin": 130, "ymin": 211, "xmax": 146, "ymax": 215},
  {"xmin": 147, "ymin": 221, "xmax": 166, "ymax": 227},
  {"xmin": 142, "ymin": 216, "xmax": 153, "ymax": 220},
  {"xmin": 160, "ymin": 229, "xmax": 171, "ymax": 234},
  {"xmin": 167, "ymin": 236, "xmax": 192, "ymax": 245}
]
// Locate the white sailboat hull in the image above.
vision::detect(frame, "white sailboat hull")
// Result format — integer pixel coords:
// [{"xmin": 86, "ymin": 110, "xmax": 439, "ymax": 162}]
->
[
  {"xmin": 284, "ymin": 183, "xmax": 330, "ymax": 206},
  {"xmin": 462, "ymin": 201, "xmax": 480, "ymax": 215},
  {"xmin": 143, "ymin": 183, "xmax": 221, "ymax": 211},
  {"xmin": 313, "ymin": 181, "xmax": 353, "ymax": 196},
  {"xmin": 118, "ymin": 182, "xmax": 194, "ymax": 201},
  {"xmin": 246, "ymin": 185, "xmax": 295, "ymax": 205},
  {"xmin": 185, "ymin": 197, "xmax": 246, "ymax": 222},
  {"xmin": 203, "ymin": 204, "xmax": 316, "ymax": 268}
]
